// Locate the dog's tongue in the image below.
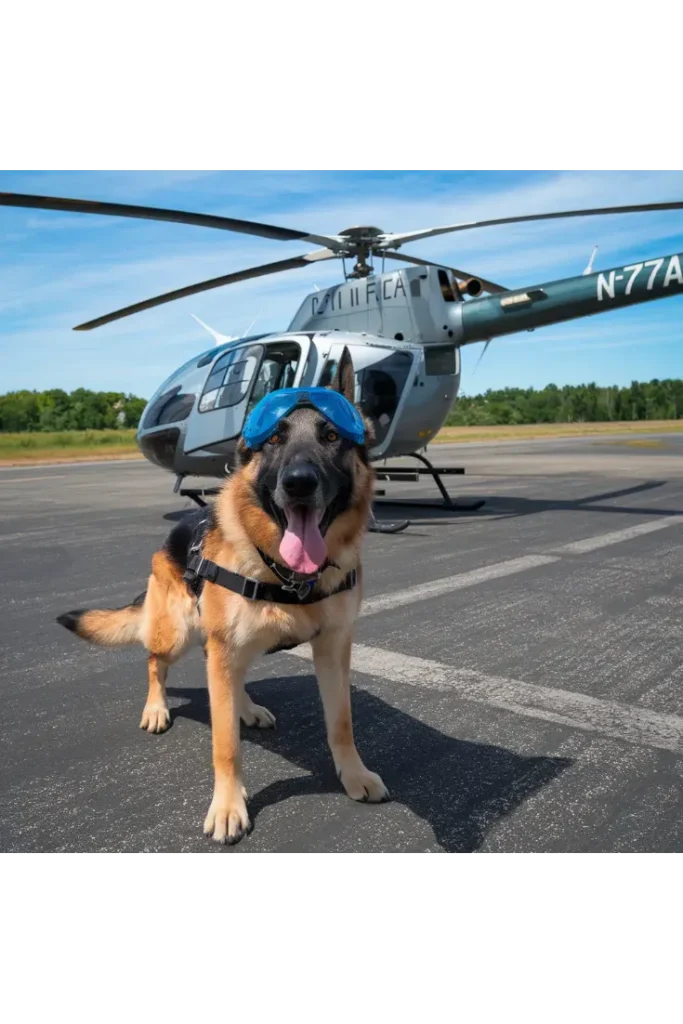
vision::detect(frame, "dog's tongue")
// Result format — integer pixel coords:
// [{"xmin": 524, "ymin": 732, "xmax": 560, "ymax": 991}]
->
[{"xmin": 279, "ymin": 506, "xmax": 327, "ymax": 575}]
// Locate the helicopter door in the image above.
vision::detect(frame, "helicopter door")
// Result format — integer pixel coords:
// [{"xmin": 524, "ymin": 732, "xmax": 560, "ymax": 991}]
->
[
  {"xmin": 314, "ymin": 342, "xmax": 418, "ymax": 455},
  {"xmin": 183, "ymin": 337, "xmax": 310, "ymax": 454},
  {"xmin": 357, "ymin": 350, "xmax": 416, "ymax": 453}
]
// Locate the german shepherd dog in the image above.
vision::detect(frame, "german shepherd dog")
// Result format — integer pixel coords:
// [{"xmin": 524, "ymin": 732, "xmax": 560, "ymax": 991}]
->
[{"xmin": 57, "ymin": 348, "xmax": 388, "ymax": 845}]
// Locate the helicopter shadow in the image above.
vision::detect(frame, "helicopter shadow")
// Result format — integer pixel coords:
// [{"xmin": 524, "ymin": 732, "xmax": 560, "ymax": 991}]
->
[
  {"xmin": 372, "ymin": 478, "xmax": 683, "ymax": 529},
  {"xmin": 167, "ymin": 675, "xmax": 570, "ymax": 852},
  {"xmin": 161, "ymin": 480, "xmax": 681, "ymax": 534}
]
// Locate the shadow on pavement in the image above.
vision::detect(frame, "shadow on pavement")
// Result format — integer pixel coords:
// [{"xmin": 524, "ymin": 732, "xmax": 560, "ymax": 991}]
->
[{"xmin": 167, "ymin": 676, "xmax": 570, "ymax": 853}]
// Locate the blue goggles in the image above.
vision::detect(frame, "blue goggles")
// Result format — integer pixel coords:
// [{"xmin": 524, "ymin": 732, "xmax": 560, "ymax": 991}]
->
[{"xmin": 242, "ymin": 387, "xmax": 365, "ymax": 449}]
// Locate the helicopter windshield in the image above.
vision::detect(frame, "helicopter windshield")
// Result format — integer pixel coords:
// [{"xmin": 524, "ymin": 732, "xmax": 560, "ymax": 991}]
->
[
  {"xmin": 198, "ymin": 345, "xmax": 263, "ymax": 412},
  {"xmin": 183, "ymin": 337, "xmax": 308, "ymax": 455},
  {"xmin": 247, "ymin": 341, "xmax": 302, "ymax": 413}
]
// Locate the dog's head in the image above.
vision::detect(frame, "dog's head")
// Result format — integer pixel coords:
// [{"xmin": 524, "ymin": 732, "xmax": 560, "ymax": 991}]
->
[{"xmin": 234, "ymin": 347, "xmax": 374, "ymax": 574}]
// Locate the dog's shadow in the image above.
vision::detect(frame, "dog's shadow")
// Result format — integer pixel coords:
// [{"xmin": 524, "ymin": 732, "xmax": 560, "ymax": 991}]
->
[{"xmin": 167, "ymin": 676, "xmax": 570, "ymax": 852}]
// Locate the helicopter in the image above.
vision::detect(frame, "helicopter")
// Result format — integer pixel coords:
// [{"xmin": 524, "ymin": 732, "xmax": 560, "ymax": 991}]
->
[{"xmin": 2, "ymin": 189, "xmax": 683, "ymax": 527}]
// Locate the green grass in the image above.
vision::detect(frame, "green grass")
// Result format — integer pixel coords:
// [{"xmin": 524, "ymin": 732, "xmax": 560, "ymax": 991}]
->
[
  {"xmin": 432, "ymin": 420, "xmax": 683, "ymax": 443},
  {"xmin": 2, "ymin": 419, "xmax": 683, "ymax": 464},
  {"xmin": 0, "ymin": 429, "xmax": 141, "ymax": 463}
]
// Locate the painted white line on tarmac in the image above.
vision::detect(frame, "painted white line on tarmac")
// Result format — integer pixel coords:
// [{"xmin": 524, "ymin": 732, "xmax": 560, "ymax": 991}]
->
[
  {"xmin": 287, "ymin": 643, "xmax": 683, "ymax": 755},
  {"xmin": 360, "ymin": 555, "xmax": 560, "ymax": 617},
  {"xmin": 555, "ymin": 515, "xmax": 683, "ymax": 554},
  {"xmin": 360, "ymin": 516, "xmax": 683, "ymax": 616}
]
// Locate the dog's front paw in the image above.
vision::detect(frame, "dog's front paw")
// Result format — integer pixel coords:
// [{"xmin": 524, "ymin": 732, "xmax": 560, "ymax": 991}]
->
[
  {"xmin": 240, "ymin": 698, "xmax": 276, "ymax": 729},
  {"xmin": 139, "ymin": 703, "xmax": 171, "ymax": 734},
  {"xmin": 203, "ymin": 788, "xmax": 251, "ymax": 846},
  {"xmin": 339, "ymin": 764, "xmax": 390, "ymax": 803}
]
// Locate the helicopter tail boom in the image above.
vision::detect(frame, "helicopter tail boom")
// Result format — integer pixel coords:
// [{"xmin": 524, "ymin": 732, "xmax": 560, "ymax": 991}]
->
[{"xmin": 459, "ymin": 252, "xmax": 683, "ymax": 343}]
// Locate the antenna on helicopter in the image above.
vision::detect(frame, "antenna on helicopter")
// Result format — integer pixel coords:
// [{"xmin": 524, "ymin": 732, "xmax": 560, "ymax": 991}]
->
[
  {"xmin": 583, "ymin": 245, "xmax": 599, "ymax": 276},
  {"xmin": 473, "ymin": 339, "xmax": 491, "ymax": 373},
  {"xmin": 191, "ymin": 314, "xmax": 257, "ymax": 343},
  {"xmin": 190, "ymin": 314, "xmax": 226, "ymax": 343}
]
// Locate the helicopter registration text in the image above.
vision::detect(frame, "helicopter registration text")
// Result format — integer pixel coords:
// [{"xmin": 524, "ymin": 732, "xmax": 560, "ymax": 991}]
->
[
  {"xmin": 596, "ymin": 255, "xmax": 683, "ymax": 301},
  {"xmin": 310, "ymin": 274, "xmax": 407, "ymax": 316}
]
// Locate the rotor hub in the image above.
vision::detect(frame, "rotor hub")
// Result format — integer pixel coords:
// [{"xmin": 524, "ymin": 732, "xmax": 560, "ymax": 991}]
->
[
  {"xmin": 338, "ymin": 226, "xmax": 385, "ymax": 245},
  {"xmin": 337, "ymin": 227, "xmax": 388, "ymax": 277}
]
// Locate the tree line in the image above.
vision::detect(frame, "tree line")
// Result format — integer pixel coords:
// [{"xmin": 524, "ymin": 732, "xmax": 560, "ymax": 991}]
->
[
  {"xmin": 445, "ymin": 379, "xmax": 683, "ymax": 426},
  {"xmin": 1, "ymin": 379, "xmax": 682, "ymax": 433},
  {"xmin": 0, "ymin": 389, "xmax": 147, "ymax": 432}
]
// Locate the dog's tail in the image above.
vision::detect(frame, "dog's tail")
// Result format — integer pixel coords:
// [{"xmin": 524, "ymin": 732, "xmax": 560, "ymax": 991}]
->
[{"xmin": 57, "ymin": 591, "xmax": 146, "ymax": 647}]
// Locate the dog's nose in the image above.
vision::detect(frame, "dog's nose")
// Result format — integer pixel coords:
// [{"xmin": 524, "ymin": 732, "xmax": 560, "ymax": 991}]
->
[{"xmin": 281, "ymin": 461, "xmax": 320, "ymax": 499}]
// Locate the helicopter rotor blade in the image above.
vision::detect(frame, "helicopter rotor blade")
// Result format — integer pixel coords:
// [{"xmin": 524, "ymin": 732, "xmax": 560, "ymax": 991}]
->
[
  {"xmin": 0, "ymin": 192, "xmax": 342, "ymax": 249},
  {"xmin": 382, "ymin": 250, "xmax": 507, "ymax": 294},
  {"xmin": 382, "ymin": 200, "xmax": 683, "ymax": 248},
  {"xmin": 72, "ymin": 249, "xmax": 338, "ymax": 331}
]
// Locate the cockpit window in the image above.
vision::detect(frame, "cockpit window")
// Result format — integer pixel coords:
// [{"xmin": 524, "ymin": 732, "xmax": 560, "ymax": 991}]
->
[
  {"xmin": 198, "ymin": 339, "xmax": 304, "ymax": 414},
  {"xmin": 198, "ymin": 345, "xmax": 263, "ymax": 412},
  {"xmin": 247, "ymin": 341, "xmax": 302, "ymax": 413},
  {"xmin": 142, "ymin": 386, "xmax": 195, "ymax": 428}
]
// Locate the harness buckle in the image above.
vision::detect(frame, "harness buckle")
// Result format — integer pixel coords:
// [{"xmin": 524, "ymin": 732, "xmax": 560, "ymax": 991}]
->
[
  {"xmin": 241, "ymin": 577, "xmax": 260, "ymax": 601},
  {"xmin": 281, "ymin": 579, "xmax": 315, "ymax": 601}
]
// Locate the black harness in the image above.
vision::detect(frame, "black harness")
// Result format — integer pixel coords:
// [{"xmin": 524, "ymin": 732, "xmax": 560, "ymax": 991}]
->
[{"xmin": 181, "ymin": 511, "xmax": 357, "ymax": 605}]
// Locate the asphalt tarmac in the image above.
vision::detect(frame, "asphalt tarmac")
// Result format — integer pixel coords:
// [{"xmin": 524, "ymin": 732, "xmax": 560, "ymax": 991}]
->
[{"xmin": 2, "ymin": 433, "xmax": 683, "ymax": 852}]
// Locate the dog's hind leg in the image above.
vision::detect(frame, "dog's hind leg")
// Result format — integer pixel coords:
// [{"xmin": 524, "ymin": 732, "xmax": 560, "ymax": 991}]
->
[
  {"xmin": 140, "ymin": 654, "xmax": 171, "ymax": 734},
  {"xmin": 240, "ymin": 687, "xmax": 276, "ymax": 729},
  {"xmin": 311, "ymin": 628, "xmax": 389, "ymax": 804},
  {"xmin": 138, "ymin": 559, "xmax": 198, "ymax": 735}
]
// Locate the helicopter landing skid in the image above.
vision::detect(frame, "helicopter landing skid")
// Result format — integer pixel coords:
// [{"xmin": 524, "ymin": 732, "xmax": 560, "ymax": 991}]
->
[
  {"xmin": 373, "ymin": 452, "xmax": 486, "ymax": 512},
  {"xmin": 175, "ymin": 450, "xmax": 483, "ymax": 536},
  {"xmin": 368, "ymin": 494, "xmax": 410, "ymax": 533},
  {"xmin": 178, "ymin": 485, "xmax": 217, "ymax": 509},
  {"xmin": 178, "ymin": 483, "xmax": 411, "ymax": 533}
]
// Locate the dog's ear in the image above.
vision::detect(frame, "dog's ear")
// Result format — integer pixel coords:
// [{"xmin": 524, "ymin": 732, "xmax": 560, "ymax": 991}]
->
[
  {"xmin": 329, "ymin": 346, "xmax": 356, "ymax": 404},
  {"xmin": 236, "ymin": 436, "xmax": 254, "ymax": 465},
  {"xmin": 362, "ymin": 413, "xmax": 375, "ymax": 448}
]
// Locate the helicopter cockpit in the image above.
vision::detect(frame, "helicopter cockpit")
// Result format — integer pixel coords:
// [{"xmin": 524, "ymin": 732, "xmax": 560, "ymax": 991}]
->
[
  {"xmin": 247, "ymin": 341, "xmax": 300, "ymax": 411},
  {"xmin": 137, "ymin": 330, "xmax": 426, "ymax": 477},
  {"xmin": 179, "ymin": 337, "xmax": 308, "ymax": 457}
]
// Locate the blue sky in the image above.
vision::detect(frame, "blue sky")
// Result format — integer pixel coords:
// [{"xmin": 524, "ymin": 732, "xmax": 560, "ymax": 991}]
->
[{"xmin": 1, "ymin": 170, "xmax": 683, "ymax": 399}]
